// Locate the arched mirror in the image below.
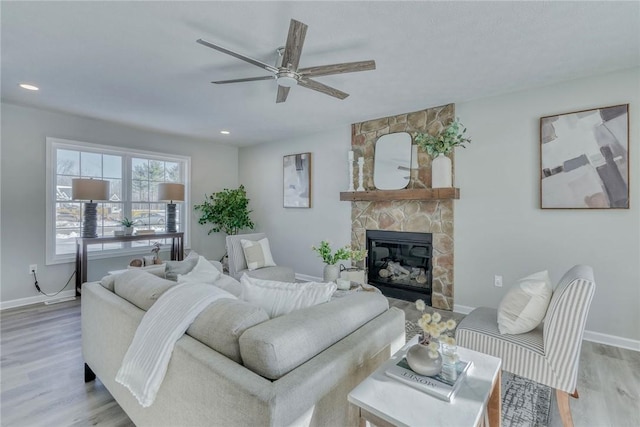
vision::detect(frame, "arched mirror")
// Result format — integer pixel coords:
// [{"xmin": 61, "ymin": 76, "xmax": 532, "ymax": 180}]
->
[{"xmin": 373, "ymin": 132, "xmax": 412, "ymax": 190}]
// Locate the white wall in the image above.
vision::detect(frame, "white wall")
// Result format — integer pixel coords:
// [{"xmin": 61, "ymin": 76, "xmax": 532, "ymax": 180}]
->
[
  {"xmin": 455, "ymin": 68, "xmax": 640, "ymax": 342},
  {"xmin": 0, "ymin": 103, "xmax": 238, "ymax": 304},
  {"xmin": 239, "ymin": 128, "xmax": 352, "ymax": 279},
  {"xmin": 239, "ymin": 68, "xmax": 640, "ymax": 344}
]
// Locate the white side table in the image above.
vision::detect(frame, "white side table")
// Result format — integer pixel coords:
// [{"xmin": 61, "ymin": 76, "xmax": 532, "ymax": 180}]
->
[{"xmin": 348, "ymin": 335, "xmax": 502, "ymax": 427}]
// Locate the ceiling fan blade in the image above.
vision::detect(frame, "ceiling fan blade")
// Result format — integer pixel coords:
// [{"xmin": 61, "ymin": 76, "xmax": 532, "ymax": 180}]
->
[
  {"xmin": 297, "ymin": 77, "xmax": 349, "ymax": 100},
  {"xmin": 281, "ymin": 19, "xmax": 308, "ymax": 70},
  {"xmin": 212, "ymin": 76, "xmax": 275, "ymax": 84},
  {"xmin": 298, "ymin": 60, "xmax": 376, "ymax": 78},
  {"xmin": 276, "ymin": 86, "xmax": 290, "ymax": 103},
  {"xmin": 196, "ymin": 39, "xmax": 278, "ymax": 73}
]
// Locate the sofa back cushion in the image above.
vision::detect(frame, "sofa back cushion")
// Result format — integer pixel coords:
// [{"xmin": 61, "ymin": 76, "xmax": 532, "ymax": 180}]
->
[
  {"xmin": 239, "ymin": 292, "xmax": 389, "ymax": 379},
  {"xmin": 114, "ymin": 270, "xmax": 177, "ymax": 311},
  {"xmin": 186, "ymin": 299, "xmax": 269, "ymax": 363},
  {"xmin": 240, "ymin": 275, "xmax": 337, "ymax": 318}
]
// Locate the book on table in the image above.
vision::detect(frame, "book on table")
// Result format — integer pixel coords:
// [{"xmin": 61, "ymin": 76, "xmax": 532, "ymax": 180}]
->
[{"xmin": 384, "ymin": 357, "xmax": 472, "ymax": 402}]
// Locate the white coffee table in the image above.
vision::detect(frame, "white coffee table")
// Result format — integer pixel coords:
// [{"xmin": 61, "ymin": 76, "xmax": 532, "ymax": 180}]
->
[{"xmin": 348, "ymin": 335, "xmax": 502, "ymax": 427}]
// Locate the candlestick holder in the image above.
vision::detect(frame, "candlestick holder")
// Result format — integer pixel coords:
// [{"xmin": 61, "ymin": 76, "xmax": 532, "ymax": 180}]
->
[
  {"xmin": 357, "ymin": 158, "xmax": 365, "ymax": 191},
  {"xmin": 348, "ymin": 159, "xmax": 355, "ymax": 192}
]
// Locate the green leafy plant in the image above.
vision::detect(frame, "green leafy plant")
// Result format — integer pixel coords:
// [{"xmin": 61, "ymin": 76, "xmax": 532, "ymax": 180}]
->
[
  {"xmin": 413, "ymin": 118, "xmax": 471, "ymax": 157},
  {"xmin": 120, "ymin": 217, "xmax": 134, "ymax": 227},
  {"xmin": 312, "ymin": 240, "xmax": 367, "ymax": 265},
  {"xmin": 194, "ymin": 185, "xmax": 254, "ymax": 235}
]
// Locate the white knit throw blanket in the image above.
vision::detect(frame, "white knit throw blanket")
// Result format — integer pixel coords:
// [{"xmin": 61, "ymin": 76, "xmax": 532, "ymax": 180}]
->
[{"xmin": 115, "ymin": 282, "xmax": 236, "ymax": 407}]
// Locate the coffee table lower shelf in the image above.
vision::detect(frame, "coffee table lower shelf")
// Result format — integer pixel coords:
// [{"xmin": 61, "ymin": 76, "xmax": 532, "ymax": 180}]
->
[{"xmin": 348, "ymin": 335, "xmax": 502, "ymax": 427}]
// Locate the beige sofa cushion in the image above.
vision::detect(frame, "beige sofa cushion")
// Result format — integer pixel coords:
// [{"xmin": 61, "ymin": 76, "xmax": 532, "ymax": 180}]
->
[
  {"xmin": 186, "ymin": 299, "xmax": 269, "ymax": 363},
  {"xmin": 239, "ymin": 292, "xmax": 389, "ymax": 379},
  {"xmin": 114, "ymin": 270, "xmax": 177, "ymax": 311}
]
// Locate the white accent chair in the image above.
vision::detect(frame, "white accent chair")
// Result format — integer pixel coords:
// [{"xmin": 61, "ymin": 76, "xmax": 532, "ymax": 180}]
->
[
  {"xmin": 456, "ymin": 265, "xmax": 596, "ymax": 427},
  {"xmin": 226, "ymin": 233, "xmax": 295, "ymax": 282}
]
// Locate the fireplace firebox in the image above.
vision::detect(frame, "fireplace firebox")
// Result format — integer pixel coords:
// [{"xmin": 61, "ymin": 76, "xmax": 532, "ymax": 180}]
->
[{"xmin": 366, "ymin": 230, "xmax": 433, "ymax": 305}]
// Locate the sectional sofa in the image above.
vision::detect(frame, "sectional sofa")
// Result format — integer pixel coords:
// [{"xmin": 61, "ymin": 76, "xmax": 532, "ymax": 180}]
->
[{"xmin": 81, "ymin": 270, "xmax": 405, "ymax": 426}]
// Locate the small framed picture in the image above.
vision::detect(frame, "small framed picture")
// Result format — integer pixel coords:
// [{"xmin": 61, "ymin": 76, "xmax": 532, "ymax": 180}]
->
[
  {"xmin": 540, "ymin": 104, "xmax": 629, "ymax": 209},
  {"xmin": 283, "ymin": 153, "xmax": 311, "ymax": 208}
]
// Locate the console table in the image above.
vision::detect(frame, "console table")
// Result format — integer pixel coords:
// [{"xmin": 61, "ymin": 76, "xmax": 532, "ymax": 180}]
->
[{"xmin": 75, "ymin": 232, "xmax": 184, "ymax": 295}]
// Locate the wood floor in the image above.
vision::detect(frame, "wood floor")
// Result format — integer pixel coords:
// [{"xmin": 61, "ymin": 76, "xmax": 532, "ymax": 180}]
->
[{"xmin": 2, "ymin": 299, "xmax": 639, "ymax": 427}]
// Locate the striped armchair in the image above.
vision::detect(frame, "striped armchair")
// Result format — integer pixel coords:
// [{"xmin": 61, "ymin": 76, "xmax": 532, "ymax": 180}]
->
[
  {"xmin": 226, "ymin": 233, "xmax": 295, "ymax": 282},
  {"xmin": 456, "ymin": 265, "xmax": 596, "ymax": 427}
]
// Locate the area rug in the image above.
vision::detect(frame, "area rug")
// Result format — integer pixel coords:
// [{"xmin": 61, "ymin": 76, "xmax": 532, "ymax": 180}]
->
[{"xmin": 405, "ymin": 321, "xmax": 551, "ymax": 427}]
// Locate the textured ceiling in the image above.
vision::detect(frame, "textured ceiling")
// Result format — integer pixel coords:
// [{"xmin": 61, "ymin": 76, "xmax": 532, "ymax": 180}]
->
[{"xmin": 2, "ymin": 1, "xmax": 639, "ymax": 146}]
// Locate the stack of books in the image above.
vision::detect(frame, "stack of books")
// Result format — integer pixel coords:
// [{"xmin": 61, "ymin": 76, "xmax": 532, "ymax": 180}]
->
[
  {"xmin": 135, "ymin": 229, "xmax": 156, "ymax": 235},
  {"xmin": 385, "ymin": 357, "xmax": 472, "ymax": 402}
]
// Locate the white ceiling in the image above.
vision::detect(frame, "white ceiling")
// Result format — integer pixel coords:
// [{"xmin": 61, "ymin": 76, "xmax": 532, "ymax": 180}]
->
[{"xmin": 2, "ymin": 1, "xmax": 639, "ymax": 146}]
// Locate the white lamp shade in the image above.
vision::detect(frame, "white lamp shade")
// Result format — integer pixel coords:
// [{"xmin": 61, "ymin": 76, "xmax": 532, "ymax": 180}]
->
[
  {"xmin": 72, "ymin": 178, "xmax": 109, "ymax": 201},
  {"xmin": 157, "ymin": 183, "xmax": 185, "ymax": 202}
]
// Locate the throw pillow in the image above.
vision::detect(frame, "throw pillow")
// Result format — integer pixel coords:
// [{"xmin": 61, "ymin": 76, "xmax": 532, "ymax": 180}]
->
[
  {"xmin": 241, "ymin": 238, "xmax": 276, "ymax": 271},
  {"xmin": 165, "ymin": 257, "xmax": 199, "ymax": 281},
  {"xmin": 240, "ymin": 274, "xmax": 337, "ymax": 318},
  {"xmin": 126, "ymin": 264, "xmax": 166, "ymax": 279},
  {"xmin": 177, "ymin": 256, "xmax": 221, "ymax": 285},
  {"xmin": 497, "ymin": 270, "xmax": 553, "ymax": 335}
]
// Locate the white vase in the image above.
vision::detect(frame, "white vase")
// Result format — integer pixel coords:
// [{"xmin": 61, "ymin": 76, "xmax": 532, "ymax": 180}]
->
[
  {"xmin": 406, "ymin": 342, "xmax": 443, "ymax": 376},
  {"xmin": 323, "ymin": 264, "xmax": 340, "ymax": 283},
  {"xmin": 431, "ymin": 153, "xmax": 452, "ymax": 188}
]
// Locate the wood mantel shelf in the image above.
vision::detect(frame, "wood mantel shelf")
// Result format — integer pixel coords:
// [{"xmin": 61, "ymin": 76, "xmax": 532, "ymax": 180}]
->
[{"xmin": 340, "ymin": 188, "xmax": 460, "ymax": 202}]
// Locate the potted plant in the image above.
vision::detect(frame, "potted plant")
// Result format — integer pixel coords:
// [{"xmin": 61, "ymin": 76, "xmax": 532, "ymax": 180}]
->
[
  {"xmin": 194, "ymin": 185, "xmax": 254, "ymax": 264},
  {"xmin": 312, "ymin": 240, "xmax": 367, "ymax": 283},
  {"xmin": 120, "ymin": 217, "xmax": 134, "ymax": 235},
  {"xmin": 413, "ymin": 118, "xmax": 471, "ymax": 188}
]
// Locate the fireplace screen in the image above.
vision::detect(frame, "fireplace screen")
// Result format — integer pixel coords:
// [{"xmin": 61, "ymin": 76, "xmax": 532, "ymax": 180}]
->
[{"xmin": 366, "ymin": 230, "xmax": 433, "ymax": 304}]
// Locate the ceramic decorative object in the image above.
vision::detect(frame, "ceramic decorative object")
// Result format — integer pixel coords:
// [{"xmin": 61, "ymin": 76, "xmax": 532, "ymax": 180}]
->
[
  {"xmin": 124, "ymin": 226, "xmax": 133, "ymax": 235},
  {"xmin": 406, "ymin": 342, "xmax": 443, "ymax": 376},
  {"xmin": 323, "ymin": 264, "xmax": 340, "ymax": 283},
  {"xmin": 431, "ymin": 154, "xmax": 452, "ymax": 188},
  {"xmin": 347, "ymin": 150, "xmax": 355, "ymax": 192},
  {"xmin": 357, "ymin": 157, "xmax": 365, "ymax": 191}
]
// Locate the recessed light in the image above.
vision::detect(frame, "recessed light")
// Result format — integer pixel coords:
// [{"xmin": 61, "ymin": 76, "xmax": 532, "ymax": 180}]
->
[
  {"xmin": 220, "ymin": 130, "xmax": 230, "ymax": 135},
  {"xmin": 19, "ymin": 83, "xmax": 39, "ymax": 91}
]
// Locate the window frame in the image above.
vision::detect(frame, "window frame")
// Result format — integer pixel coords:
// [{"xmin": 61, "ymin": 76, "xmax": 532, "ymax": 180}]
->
[{"xmin": 45, "ymin": 137, "xmax": 191, "ymax": 265}]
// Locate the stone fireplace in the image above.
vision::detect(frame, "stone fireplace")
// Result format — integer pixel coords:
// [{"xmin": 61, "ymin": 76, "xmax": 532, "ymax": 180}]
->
[{"xmin": 348, "ymin": 104, "xmax": 455, "ymax": 310}]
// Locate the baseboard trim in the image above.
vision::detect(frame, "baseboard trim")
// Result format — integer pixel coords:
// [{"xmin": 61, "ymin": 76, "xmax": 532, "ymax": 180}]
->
[
  {"xmin": 453, "ymin": 303, "xmax": 639, "ymax": 352},
  {"xmin": 0, "ymin": 290, "xmax": 76, "ymax": 311},
  {"xmin": 582, "ymin": 330, "xmax": 640, "ymax": 352}
]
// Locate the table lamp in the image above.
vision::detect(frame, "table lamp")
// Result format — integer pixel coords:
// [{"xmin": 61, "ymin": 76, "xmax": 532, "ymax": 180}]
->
[
  {"xmin": 72, "ymin": 178, "xmax": 110, "ymax": 238},
  {"xmin": 157, "ymin": 183, "xmax": 184, "ymax": 233}
]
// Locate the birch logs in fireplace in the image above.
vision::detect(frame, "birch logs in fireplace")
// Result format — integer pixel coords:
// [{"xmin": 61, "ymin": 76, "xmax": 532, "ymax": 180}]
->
[{"xmin": 378, "ymin": 261, "xmax": 427, "ymax": 284}]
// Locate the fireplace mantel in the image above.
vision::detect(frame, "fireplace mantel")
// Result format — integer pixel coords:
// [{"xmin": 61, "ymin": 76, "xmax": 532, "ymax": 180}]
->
[{"xmin": 340, "ymin": 188, "xmax": 459, "ymax": 202}]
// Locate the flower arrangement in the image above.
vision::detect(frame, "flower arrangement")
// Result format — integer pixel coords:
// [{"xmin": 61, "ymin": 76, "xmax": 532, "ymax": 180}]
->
[
  {"xmin": 311, "ymin": 240, "xmax": 367, "ymax": 266},
  {"xmin": 415, "ymin": 299, "xmax": 457, "ymax": 359},
  {"xmin": 413, "ymin": 118, "xmax": 471, "ymax": 157}
]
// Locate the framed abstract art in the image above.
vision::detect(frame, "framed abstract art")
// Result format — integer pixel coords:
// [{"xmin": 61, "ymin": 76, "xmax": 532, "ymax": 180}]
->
[
  {"xmin": 540, "ymin": 104, "xmax": 629, "ymax": 209},
  {"xmin": 283, "ymin": 153, "xmax": 311, "ymax": 208}
]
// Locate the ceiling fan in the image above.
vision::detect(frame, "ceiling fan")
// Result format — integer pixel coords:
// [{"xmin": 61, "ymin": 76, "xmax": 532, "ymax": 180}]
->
[{"xmin": 196, "ymin": 19, "xmax": 376, "ymax": 103}]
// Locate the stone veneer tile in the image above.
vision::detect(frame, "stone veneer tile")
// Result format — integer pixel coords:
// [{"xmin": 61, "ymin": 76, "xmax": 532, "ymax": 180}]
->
[{"xmin": 350, "ymin": 104, "xmax": 456, "ymax": 310}]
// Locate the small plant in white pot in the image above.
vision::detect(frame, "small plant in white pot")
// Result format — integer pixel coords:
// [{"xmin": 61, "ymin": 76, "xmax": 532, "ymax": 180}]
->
[
  {"xmin": 120, "ymin": 217, "xmax": 134, "ymax": 235},
  {"xmin": 413, "ymin": 118, "xmax": 471, "ymax": 188},
  {"xmin": 312, "ymin": 240, "xmax": 366, "ymax": 283}
]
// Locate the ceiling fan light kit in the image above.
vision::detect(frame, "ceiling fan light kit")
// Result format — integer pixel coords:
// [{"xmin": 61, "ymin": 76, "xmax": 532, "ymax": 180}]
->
[{"xmin": 197, "ymin": 19, "xmax": 375, "ymax": 103}]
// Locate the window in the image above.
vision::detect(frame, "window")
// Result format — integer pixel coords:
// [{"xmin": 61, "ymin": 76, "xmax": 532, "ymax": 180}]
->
[{"xmin": 46, "ymin": 138, "xmax": 190, "ymax": 264}]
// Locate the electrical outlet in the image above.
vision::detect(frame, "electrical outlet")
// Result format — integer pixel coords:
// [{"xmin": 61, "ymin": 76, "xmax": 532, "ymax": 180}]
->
[
  {"xmin": 29, "ymin": 264, "xmax": 37, "ymax": 275},
  {"xmin": 494, "ymin": 274, "xmax": 503, "ymax": 287}
]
